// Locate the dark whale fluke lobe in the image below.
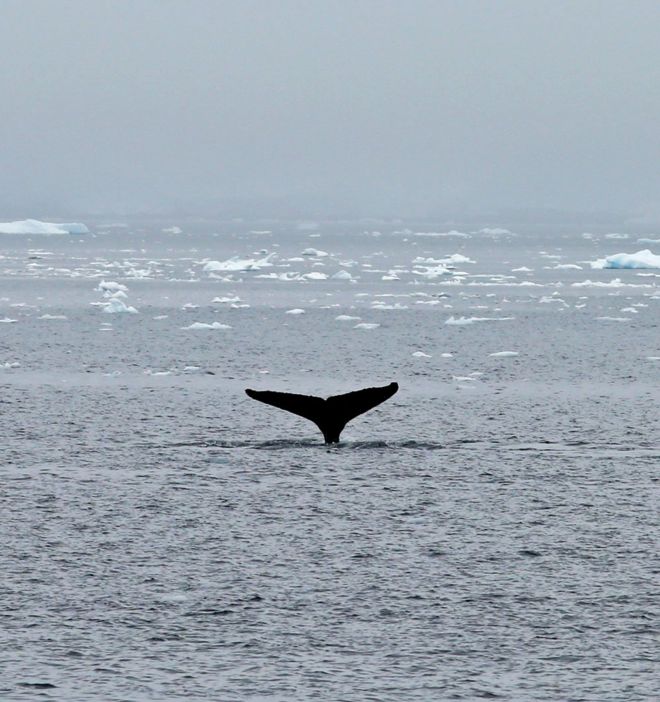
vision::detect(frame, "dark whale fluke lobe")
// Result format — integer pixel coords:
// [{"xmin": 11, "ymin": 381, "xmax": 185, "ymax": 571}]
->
[{"xmin": 245, "ymin": 382, "xmax": 398, "ymax": 444}]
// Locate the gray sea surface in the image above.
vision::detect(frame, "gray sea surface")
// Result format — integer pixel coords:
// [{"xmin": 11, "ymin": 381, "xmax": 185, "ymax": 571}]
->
[{"xmin": 1, "ymin": 221, "xmax": 658, "ymax": 701}]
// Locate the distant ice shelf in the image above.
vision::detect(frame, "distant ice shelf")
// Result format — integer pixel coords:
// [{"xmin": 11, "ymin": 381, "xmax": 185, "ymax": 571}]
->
[{"xmin": 0, "ymin": 219, "xmax": 89, "ymax": 235}]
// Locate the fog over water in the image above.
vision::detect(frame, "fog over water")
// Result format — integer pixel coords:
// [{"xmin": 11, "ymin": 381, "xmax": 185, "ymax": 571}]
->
[{"xmin": 2, "ymin": 0, "xmax": 660, "ymax": 219}]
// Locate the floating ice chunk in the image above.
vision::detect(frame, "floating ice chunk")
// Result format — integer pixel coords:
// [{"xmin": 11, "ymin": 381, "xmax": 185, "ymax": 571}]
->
[
  {"xmin": 589, "ymin": 249, "xmax": 660, "ymax": 269},
  {"xmin": 97, "ymin": 281, "xmax": 129, "ymax": 299},
  {"xmin": 354, "ymin": 322, "xmax": 380, "ymax": 329},
  {"xmin": 440, "ymin": 353, "xmax": 453, "ymax": 358},
  {"xmin": 512, "ymin": 266, "xmax": 533, "ymax": 272},
  {"xmin": 620, "ymin": 307, "xmax": 638, "ymax": 314},
  {"xmin": 0, "ymin": 219, "xmax": 89, "ymax": 235},
  {"xmin": 38, "ymin": 314, "xmax": 67, "ymax": 320},
  {"xmin": 183, "ymin": 321, "xmax": 232, "ymax": 330},
  {"xmin": 478, "ymin": 227, "xmax": 513, "ymax": 236},
  {"xmin": 552, "ymin": 263, "xmax": 582, "ymax": 270},
  {"xmin": 153, "ymin": 315, "xmax": 168, "ymax": 320},
  {"xmin": 162, "ymin": 226, "xmax": 182, "ymax": 234},
  {"xmin": 335, "ymin": 315, "xmax": 361, "ymax": 321},
  {"xmin": 596, "ymin": 316, "xmax": 631, "ymax": 322},
  {"xmin": 489, "ymin": 351, "xmax": 519, "ymax": 357},
  {"xmin": 301, "ymin": 248, "xmax": 329, "ymax": 257},
  {"xmin": 331, "ymin": 270, "xmax": 354, "ymax": 280},
  {"xmin": 102, "ymin": 298, "xmax": 138, "ymax": 314},
  {"xmin": 182, "ymin": 303, "xmax": 199, "ymax": 310},
  {"xmin": 413, "ymin": 264, "xmax": 453, "ymax": 278},
  {"xmin": 412, "ymin": 351, "xmax": 431, "ymax": 358},
  {"xmin": 445, "ymin": 315, "xmax": 514, "ymax": 325},
  {"xmin": 303, "ymin": 272, "xmax": 328, "ymax": 280},
  {"xmin": 1, "ymin": 361, "xmax": 20, "ymax": 369},
  {"xmin": 212, "ymin": 296, "xmax": 241, "ymax": 305},
  {"xmin": 0, "ymin": 317, "xmax": 17, "ymax": 323},
  {"xmin": 637, "ymin": 238, "xmax": 660, "ymax": 244},
  {"xmin": 647, "ymin": 356, "xmax": 660, "ymax": 361},
  {"xmin": 285, "ymin": 308, "xmax": 305, "ymax": 314},
  {"xmin": 605, "ymin": 232, "xmax": 628, "ymax": 239},
  {"xmin": 203, "ymin": 253, "xmax": 275, "ymax": 272}
]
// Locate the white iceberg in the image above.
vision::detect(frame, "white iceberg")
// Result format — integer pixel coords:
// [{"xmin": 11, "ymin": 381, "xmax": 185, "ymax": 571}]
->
[
  {"xmin": 489, "ymin": 351, "xmax": 519, "ymax": 358},
  {"xmin": 285, "ymin": 308, "xmax": 305, "ymax": 314},
  {"xmin": 331, "ymin": 270, "xmax": 354, "ymax": 281},
  {"xmin": 0, "ymin": 219, "xmax": 89, "ymax": 235},
  {"xmin": 589, "ymin": 249, "xmax": 660, "ymax": 270},
  {"xmin": 412, "ymin": 351, "xmax": 431, "ymax": 358},
  {"xmin": 183, "ymin": 321, "xmax": 232, "ymax": 330},
  {"xmin": 102, "ymin": 298, "xmax": 138, "ymax": 314}
]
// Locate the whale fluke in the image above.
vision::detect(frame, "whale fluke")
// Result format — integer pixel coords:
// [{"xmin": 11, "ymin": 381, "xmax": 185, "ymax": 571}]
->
[{"xmin": 245, "ymin": 382, "xmax": 398, "ymax": 444}]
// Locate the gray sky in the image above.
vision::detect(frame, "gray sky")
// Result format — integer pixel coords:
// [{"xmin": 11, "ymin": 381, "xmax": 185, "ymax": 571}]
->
[{"xmin": 2, "ymin": 0, "xmax": 660, "ymax": 218}]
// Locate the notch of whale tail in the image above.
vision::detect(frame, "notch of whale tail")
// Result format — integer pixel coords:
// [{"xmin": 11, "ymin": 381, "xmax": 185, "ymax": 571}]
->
[{"xmin": 245, "ymin": 382, "xmax": 398, "ymax": 444}]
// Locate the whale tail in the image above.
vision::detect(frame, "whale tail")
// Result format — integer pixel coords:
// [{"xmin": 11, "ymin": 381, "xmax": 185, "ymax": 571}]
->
[{"xmin": 245, "ymin": 382, "xmax": 398, "ymax": 443}]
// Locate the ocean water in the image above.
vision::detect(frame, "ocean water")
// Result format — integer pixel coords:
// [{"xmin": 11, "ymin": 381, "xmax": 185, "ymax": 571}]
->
[{"xmin": 1, "ymin": 221, "xmax": 658, "ymax": 701}]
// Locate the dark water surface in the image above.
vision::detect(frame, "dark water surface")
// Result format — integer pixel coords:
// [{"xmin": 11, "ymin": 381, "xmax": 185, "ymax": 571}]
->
[{"xmin": 1, "ymin": 222, "xmax": 658, "ymax": 700}]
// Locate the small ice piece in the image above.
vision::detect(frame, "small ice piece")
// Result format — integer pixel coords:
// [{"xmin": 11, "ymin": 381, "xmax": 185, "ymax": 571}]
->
[
  {"xmin": 596, "ymin": 316, "xmax": 631, "ymax": 322},
  {"xmin": 183, "ymin": 321, "xmax": 232, "ymax": 330},
  {"xmin": 182, "ymin": 303, "xmax": 199, "ymax": 310},
  {"xmin": 301, "ymin": 248, "xmax": 329, "ymax": 257},
  {"xmin": 512, "ymin": 266, "xmax": 533, "ymax": 272},
  {"xmin": 552, "ymin": 263, "xmax": 583, "ymax": 270},
  {"xmin": 153, "ymin": 315, "xmax": 168, "ymax": 320},
  {"xmin": 412, "ymin": 351, "xmax": 431, "ymax": 358},
  {"xmin": 0, "ymin": 317, "xmax": 18, "ymax": 323},
  {"xmin": 162, "ymin": 226, "xmax": 182, "ymax": 234},
  {"xmin": 489, "ymin": 351, "xmax": 519, "ymax": 357},
  {"xmin": 605, "ymin": 232, "xmax": 628, "ymax": 239},
  {"xmin": 589, "ymin": 249, "xmax": 660, "ymax": 270},
  {"xmin": 302, "ymin": 272, "xmax": 328, "ymax": 280},
  {"xmin": 102, "ymin": 298, "xmax": 138, "ymax": 314},
  {"xmin": 285, "ymin": 308, "xmax": 305, "ymax": 314},
  {"xmin": 38, "ymin": 314, "xmax": 67, "ymax": 320},
  {"xmin": 414, "ymin": 230, "xmax": 469, "ymax": 238},
  {"xmin": 1, "ymin": 361, "xmax": 21, "ymax": 369},
  {"xmin": 646, "ymin": 356, "xmax": 660, "ymax": 361},
  {"xmin": 335, "ymin": 315, "xmax": 361, "ymax": 321},
  {"xmin": 440, "ymin": 353, "xmax": 453, "ymax": 358},
  {"xmin": 620, "ymin": 307, "xmax": 638, "ymax": 314},
  {"xmin": 212, "ymin": 296, "xmax": 242, "ymax": 304},
  {"xmin": 354, "ymin": 322, "xmax": 380, "ymax": 329},
  {"xmin": 445, "ymin": 316, "xmax": 514, "ymax": 325},
  {"xmin": 331, "ymin": 270, "xmax": 354, "ymax": 280}
]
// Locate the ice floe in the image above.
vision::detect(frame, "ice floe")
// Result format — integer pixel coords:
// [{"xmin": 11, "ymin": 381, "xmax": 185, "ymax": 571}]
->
[
  {"xmin": 285, "ymin": 308, "xmax": 305, "ymax": 314},
  {"xmin": 203, "ymin": 253, "xmax": 275, "ymax": 272},
  {"xmin": 354, "ymin": 322, "xmax": 380, "ymax": 329},
  {"xmin": 38, "ymin": 314, "xmax": 68, "ymax": 320},
  {"xmin": 0, "ymin": 219, "xmax": 89, "ymax": 235},
  {"xmin": 335, "ymin": 315, "xmax": 361, "ymax": 321},
  {"xmin": 572, "ymin": 278, "xmax": 652, "ymax": 288},
  {"xmin": 183, "ymin": 321, "xmax": 232, "ymax": 330},
  {"xmin": 414, "ymin": 230, "xmax": 469, "ymax": 238},
  {"xmin": 301, "ymin": 248, "xmax": 328, "ymax": 257},
  {"xmin": 331, "ymin": 270, "xmax": 355, "ymax": 281},
  {"xmin": 412, "ymin": 351, "xmax": 431, "ymax": 358},
  {"xmin": 0, "ymin": 317, "xmax": 18, "ymax": 323},
  {"xmin": 589, "ymin": 249, "xmax": 660, "ymax": 269},
  {"xmin": 596, "ymin": 316, "xmax": 631, "ymax": 322},
  {"xmin": 489, "ymin": 351, "xmax": 519, "ymax": 357},
  {"xmin": 1, "ymin": 361, "xmax": 21, "ymax": 369}
]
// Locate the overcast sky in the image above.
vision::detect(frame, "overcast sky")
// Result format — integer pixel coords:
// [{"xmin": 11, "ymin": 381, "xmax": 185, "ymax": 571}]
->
[{"xmin": 2, "ymin": 0, "xmax": 660, "ymax": 218}]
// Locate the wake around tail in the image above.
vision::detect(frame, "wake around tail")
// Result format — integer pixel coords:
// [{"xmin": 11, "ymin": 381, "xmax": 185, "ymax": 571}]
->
[{"xmin": 245, "ymin": 382, "xmax": 398, "ymax": 443}]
